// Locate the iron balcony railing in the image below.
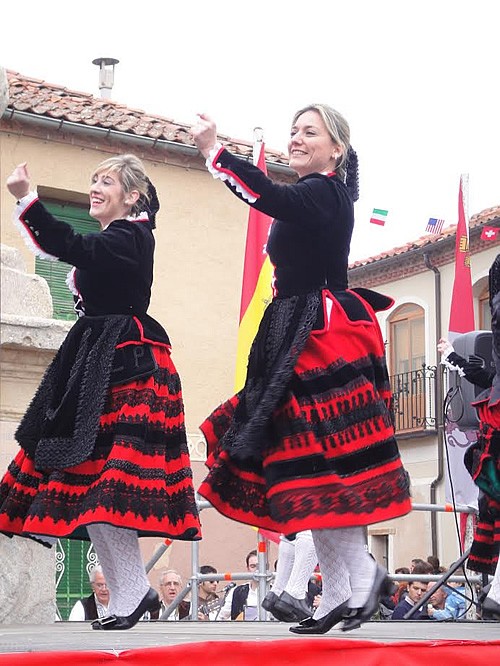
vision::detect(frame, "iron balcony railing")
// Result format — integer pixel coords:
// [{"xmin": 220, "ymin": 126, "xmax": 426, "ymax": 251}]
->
[{"xmin": 389, "ymin": 364, "xmax": 437, "ymax": 433}]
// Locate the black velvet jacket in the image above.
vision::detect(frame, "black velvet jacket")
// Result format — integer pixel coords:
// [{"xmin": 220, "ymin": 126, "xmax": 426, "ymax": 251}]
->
[
  {"xmin": 16, "ymin": 195, "xmax": 169, "ymax": 344},
  {"xmin": 209, "ymin": 146, "xmax": 354, "ymax": 297},
  {"xmin": 14, "ymin": 195, "xmax": 169, "ymax": 468}
]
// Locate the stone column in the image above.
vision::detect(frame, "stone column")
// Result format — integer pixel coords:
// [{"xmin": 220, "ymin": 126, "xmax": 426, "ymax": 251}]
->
[{"xmin": 0, "ymin": 244, "xmax": 72, "ymax": 623}]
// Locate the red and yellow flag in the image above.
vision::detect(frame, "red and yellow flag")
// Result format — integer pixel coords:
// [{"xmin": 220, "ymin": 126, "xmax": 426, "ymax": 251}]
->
[
  {"xmin": 448, "ymin": 174, "xmax": 475, "ymax": 339},
  {"xmin": 235, "ymin": 132, "xmax": 280, "ymax": 545},
  {"xmin": 234, "ymin": 133, "xmax": 274, "ymax": 392}
]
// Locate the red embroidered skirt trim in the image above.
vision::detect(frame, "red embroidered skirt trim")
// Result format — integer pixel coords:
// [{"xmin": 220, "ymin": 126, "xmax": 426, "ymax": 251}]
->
[
  {"xmin": 0, "ymin": 345, "xmax": 201, "ymax": 542},
  {"xmin": 198, "ymin": 294, "xmax": 411, "ymax": 534}
]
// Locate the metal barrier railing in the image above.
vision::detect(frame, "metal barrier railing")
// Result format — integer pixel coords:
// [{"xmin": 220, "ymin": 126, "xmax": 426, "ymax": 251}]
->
[{"xmin": 145, "ymin": 497, "xmax": 482, "ymax": 622}]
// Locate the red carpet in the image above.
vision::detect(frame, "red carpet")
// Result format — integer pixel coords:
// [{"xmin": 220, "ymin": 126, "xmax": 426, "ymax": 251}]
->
[{"xmin": 1, "ymin": 639, "xmax": 499, "ymax": 665}]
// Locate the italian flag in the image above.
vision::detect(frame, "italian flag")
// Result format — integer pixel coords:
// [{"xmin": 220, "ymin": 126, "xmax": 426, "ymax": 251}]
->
[{"xmin": 370, "ymin": 208, "xmax": 388, "ymax": 226}]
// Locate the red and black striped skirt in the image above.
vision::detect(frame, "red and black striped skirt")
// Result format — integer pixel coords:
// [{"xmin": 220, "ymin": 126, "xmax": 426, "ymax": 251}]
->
[
  {"xmin": 0, "ymin": 345, "xmax": 201, "ymax": 542},
  {"xmin": 198, "ymin": 291, "xmax": 411, "ymax": 535},
  {"xmin": 466, "ymin": 405, "xmax": 500, "ymax": 575}
]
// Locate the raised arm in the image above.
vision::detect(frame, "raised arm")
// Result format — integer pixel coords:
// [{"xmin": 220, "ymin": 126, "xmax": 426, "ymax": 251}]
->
[
  {"xmin": 190, "ymin": 114, "xmax": 349, "ymax": 225},
  {"xmin": 7, "ymin": 164, "xmax": 144, "ymax": 271}
]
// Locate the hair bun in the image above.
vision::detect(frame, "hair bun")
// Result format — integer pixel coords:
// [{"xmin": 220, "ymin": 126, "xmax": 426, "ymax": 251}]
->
[
  {"xmin": 144, "ymin": 178, "xmax": 160, "ymax": 227},
  {"xmin": 345, "ymin": 146, "xmax": 359, "ymax": 202}
]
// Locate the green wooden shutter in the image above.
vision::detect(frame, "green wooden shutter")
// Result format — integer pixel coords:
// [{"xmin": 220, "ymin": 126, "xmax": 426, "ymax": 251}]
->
[
  {"xmin": 56, "ymin": 539, "xmax": 95, "ymax": 620},
  {"xmin": 34, "ymin": 201, "xmax": 100, "ymax": 321}
]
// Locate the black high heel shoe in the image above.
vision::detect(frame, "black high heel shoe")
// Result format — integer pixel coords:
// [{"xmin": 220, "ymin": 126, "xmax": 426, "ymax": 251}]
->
[
  {"xmin": 274, "ymin": 591, "xmax": 312, "ymax": 621},
  {"xmin": 261, "ymin": 590, "xmax": 296, "ymax": 622},
  {"xmin": 92, "ymin": 587, "xmax": 160, "ymax": 630},
  {"xmin": 289, "ymin": 600, "xmax": 349, "ymax": 635},
  {"xmin": 341, "ymin": 565, "xmax": 387, "ymax": 632}
]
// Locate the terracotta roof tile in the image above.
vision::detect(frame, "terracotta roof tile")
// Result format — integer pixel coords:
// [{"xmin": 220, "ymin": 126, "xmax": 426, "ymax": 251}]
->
[{"xmin": 5, "ymin": 70, "xmax": 289, "ymax": 165}]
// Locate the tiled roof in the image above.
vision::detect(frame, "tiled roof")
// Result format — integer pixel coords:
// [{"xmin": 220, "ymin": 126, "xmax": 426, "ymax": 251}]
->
[
  {"xmin": 4, "ymin": 70, "xmax": 290, "ymax": 165},
  {"xmin": 4, "ymin": 71, "xmax": 499, "ymax": 268},
  {"xmin": 349, "ymin": 206, "xmax": 500, "ymax": 269}
]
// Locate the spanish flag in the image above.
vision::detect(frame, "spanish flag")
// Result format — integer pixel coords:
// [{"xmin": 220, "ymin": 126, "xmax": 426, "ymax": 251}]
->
[
  {"xmin": 236, "ymin": 132, "xmax": 280, "ymax": 545},
  {"xmin": 234, "ymin": 131, "xmax": 274, "ymax": 392}
]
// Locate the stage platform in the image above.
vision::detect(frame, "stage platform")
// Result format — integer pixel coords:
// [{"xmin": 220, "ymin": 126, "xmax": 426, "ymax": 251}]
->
[{"xmin": 0, "ymin": 620, "xmax": 499, "ymax": 665}]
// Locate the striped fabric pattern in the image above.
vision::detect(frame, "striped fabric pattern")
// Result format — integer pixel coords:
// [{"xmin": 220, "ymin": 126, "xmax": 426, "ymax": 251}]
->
[{"xmin": 0, "ymin": 346, "xmax": 201, "ymax": 542}]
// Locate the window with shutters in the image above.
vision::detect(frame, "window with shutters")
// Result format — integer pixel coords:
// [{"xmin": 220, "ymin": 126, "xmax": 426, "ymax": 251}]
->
[
  {"xmin": 35, "ymin": 200, "xmax": 99, "ymax": 320},
  {"xmin": 56, "ymin": 539, "xmax": 97, "ymax": 620},
  {"xmin": 479, "ymin": 286, "xmax": 491, "ymax": 331},
  {"xmin": 387, "ymin": 303, "xmax": 429, "ymax": 433}
]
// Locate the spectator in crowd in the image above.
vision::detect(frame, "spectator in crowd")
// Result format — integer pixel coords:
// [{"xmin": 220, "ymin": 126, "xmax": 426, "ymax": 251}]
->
[
  {"xmin": 218, "ymin": 550, "xmax": 259, "ymax": 621},
  {"xmin": 307, "ymin": 566, "xmax": 322, "ymax": 612},
  {"xmin": 391, "ymin": 562, "xmax": 431, "ymax": 620},
  {"xmin": 410, "ymin": 558, "xmax": 432, "ymax": 574},
  {"xmin": 158, "ymin": 570, "xmax": 190, "ymax": 621},
  {"xmin": 391, "ymin": 567, "xmax": 410, "ymax": 606},
  {"xmin": 196, "ymin": 565, "xmax": 220, "ymax": 621},
  {"xmin": 391, "ymin": 580, "xmax": 429, "ymax": 620},
  {"xmin": 426, "ymin": 581, "xmax": 466, "ymax": 621},
  {"xmin": 68, "ymin": 566, "xmax": 110, "ymax": 621},
  {"xmin": 427, "ymin": 556, "xmax": 441, "ymax": 574}
]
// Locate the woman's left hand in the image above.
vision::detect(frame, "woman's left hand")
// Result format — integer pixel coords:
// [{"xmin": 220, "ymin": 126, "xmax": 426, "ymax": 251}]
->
[{"xmin": 191, "ymin": 113, "xmax": 218, "ymax": 159}]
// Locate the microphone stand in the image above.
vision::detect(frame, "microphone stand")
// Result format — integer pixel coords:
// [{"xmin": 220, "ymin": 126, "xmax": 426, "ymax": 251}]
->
[{"xmin": 214, "ymin": 583, "xmax": 236, "ymax": 621}]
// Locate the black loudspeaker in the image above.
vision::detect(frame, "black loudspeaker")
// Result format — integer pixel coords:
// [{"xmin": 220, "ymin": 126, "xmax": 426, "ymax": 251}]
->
[{"xmin": 447, "ymin": 330, "xmax": 494, "ymax": 429}]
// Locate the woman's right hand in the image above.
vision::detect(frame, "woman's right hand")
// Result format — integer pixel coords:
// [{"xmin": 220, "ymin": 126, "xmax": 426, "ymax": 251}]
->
[
  {"xmin": 190, "ymin": 113, "xmax": 218, "ymax": 159},
  {"xmin": 6, "ymin": 162, "xmax": 30, "ymax": 200}
]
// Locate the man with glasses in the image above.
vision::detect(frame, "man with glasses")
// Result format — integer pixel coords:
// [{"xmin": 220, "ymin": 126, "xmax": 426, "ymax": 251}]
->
[
  {"xmin": 157, "ymin": 569, "xmax": 190, "ymax": 621},
  {"xmin": 68, "ymin": 565, "xmax": 110, "ymax": 621}
]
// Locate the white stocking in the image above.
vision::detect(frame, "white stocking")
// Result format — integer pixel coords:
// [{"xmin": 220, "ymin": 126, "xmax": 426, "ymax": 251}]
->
[
  {"xmin": 285, "ymin": 530, "xmax": 318, "ymax": 600},
  {"xmin": 311, "ymin": 529, "xmax": 351, "ymax": 620},
  {"xmin": 334, "ymin": 526, "xmax": 377, "ymax": 609},
  {"xmin": 272, "ymin": 535, "xmax": 295, "ymax": 595},
  {"xmin": 486, "ymin": 557, "xmax": 500, "ymax": 604},
  {"xmin": 87, "ymin": 523, "xmax": 150, "ymax": 616},
  {"xmin": 86, "ymin": 523, "xmax": 120, "ymax": 601}
]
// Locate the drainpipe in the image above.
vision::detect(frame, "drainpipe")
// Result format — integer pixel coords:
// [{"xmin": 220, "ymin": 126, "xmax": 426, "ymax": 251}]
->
[{"xmin": 423, "ymin": 253, "xmax": 443, "ymax": 557}]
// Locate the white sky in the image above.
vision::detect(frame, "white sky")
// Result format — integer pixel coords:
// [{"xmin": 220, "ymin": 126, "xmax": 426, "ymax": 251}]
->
[{"xmin": 1, "ymin": 0, "xmax": 499, "ymax": 261}]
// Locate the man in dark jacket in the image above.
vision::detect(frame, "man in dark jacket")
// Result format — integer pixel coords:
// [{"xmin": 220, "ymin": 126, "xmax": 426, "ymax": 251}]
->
[
  {"xmin": 391, "ymin": 580, "xmax": 429, "ymax": 620},
  {"xmin": 68, "ymin": 565, "xmax": 110, "ymax": 621}
]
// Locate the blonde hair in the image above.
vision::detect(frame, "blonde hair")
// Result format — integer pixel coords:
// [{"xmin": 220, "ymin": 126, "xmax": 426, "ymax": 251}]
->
[
  {"xmin": 292, "ymin": 104, "xmax": 351, "ymax": 182},
  {"xmin": 92, "ymin": 154, "xmax": 150, "ymax": 217}
]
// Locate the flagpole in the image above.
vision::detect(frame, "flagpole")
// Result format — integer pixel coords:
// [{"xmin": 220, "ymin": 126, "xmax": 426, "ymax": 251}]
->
[
  {"xmin": 445, "ymin": 173, "xmax": 478, "ymax": 553},
  {"xmin": 253, "ymin": 126, "xmax": 264, "ymax": 165}
]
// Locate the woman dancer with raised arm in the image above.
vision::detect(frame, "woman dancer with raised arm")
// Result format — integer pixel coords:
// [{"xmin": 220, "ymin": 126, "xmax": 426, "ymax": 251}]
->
[
  {"xmin": 0, "ymin": 155, "xmax": 201, "ymax": 629},
  {"xmin": 191, "ymin": 105, "xmax": 410, "ymax": 633}
]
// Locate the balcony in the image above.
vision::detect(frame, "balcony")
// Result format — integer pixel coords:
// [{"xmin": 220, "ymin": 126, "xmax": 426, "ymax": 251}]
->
[{"xmin": 390, "ymin": 365, "xmax": 437, "ymax": 435}]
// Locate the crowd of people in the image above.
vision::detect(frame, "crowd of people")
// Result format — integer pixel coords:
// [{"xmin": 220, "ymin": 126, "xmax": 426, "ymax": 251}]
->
[
  {"xmin": 67, "ymin": 552, "xmax": 478, "ymax": 624},
  {"xmin": 0, "ymin": 98, "xmax": 498, "ymax": 631}
]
